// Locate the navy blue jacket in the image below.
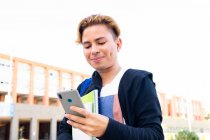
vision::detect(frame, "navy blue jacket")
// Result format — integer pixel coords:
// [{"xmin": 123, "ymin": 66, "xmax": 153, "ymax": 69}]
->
[{"xmin": 57, "ymin": 69, "xmax": 164, "ymax": 140}]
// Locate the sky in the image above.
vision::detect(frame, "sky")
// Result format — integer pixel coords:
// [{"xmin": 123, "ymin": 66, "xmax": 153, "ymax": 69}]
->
[{"xmin": 0, "ymin": 0, "xmax": 210, "ymax": 108}]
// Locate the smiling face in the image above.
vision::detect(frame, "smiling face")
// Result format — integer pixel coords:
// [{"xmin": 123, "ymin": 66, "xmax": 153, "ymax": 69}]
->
[{"xmin": 81, "ymin": 24, "xmax": 122, "ymax": 72}]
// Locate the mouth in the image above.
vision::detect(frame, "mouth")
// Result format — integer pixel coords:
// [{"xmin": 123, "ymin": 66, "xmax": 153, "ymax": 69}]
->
[{"xmin": 91, "ymin": 56, "xmax": 105, "ymax": 63}]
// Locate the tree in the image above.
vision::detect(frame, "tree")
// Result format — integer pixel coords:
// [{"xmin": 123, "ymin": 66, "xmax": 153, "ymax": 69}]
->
[{"xmin": 175, "ymin": 130, "xmax": 199, "ymax": 140}]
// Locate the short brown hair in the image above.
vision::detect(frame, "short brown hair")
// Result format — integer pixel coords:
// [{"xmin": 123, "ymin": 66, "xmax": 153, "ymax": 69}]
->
[{"xmin": 76, "ymin": 14, "xmax": 121, "ymax": 44}]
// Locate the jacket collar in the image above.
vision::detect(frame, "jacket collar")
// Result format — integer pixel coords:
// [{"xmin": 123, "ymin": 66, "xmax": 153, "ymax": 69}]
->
[{"xmin": 91, "ymin": 71, "xmax": 102, "ymax": 95}]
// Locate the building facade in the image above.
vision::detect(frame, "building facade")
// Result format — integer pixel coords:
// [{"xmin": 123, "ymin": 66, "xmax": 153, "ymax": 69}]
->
[
  {"xmin": 0, "ymin": 53, "xmax": 210, "ymax": 140},
  {"xmin": 0, "ymin": 53, "xmax": 89, "ymax": 140}
]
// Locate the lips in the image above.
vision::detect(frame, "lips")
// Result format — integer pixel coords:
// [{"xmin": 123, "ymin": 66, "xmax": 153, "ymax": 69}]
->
[{"xmin": 91, "ymin": 56, "xmax": 105, "ymax": 63}]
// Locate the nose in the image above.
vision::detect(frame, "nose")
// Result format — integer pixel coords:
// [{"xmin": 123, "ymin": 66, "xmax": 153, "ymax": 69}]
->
[{"xmin": 91, "ymin": 44, "xmax": 100, "ymax": 55}]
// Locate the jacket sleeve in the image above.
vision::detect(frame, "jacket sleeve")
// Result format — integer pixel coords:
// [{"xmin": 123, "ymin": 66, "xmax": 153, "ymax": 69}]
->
[
  {"xmin": 57, "ymin": 117, "xmax": 73, "ymax": 140},
  {"xmin": 99, "ymin": 74, "xmax": 164, "ymax": 140}
]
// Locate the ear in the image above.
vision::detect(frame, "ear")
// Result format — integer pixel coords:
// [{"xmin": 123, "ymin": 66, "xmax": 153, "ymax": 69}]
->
[{"xmin": 116, "ymin": 38, "xmax": 122, "ymax": 52}]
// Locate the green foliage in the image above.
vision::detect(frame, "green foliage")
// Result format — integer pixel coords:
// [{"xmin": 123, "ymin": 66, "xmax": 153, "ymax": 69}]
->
[{"xmin": 175, "ymin": 130, "xmax": 199, "ymax": 140}]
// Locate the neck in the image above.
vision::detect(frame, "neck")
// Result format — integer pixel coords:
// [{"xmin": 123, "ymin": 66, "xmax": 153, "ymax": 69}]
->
[{"xmin": 97, "ymin": 63, "xmax": 122, "ymax": 87}]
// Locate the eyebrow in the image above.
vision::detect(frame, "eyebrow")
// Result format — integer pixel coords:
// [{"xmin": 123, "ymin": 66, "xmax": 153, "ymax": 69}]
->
[
  {"xmin": 81, "ymin": 41, "xmax": 90, "ymax": 45},
  {"xmin": 82, "ymin": 37, "xmax": 106, "ymax": 45},
  {"xmin": 95, "ymin": 37, "xmax": 106, "ymax": 42}
]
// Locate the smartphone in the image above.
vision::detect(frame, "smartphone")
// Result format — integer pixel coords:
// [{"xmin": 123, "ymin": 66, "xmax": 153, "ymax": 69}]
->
[{"xmin": 57, "ymin": 89, "xmax": 85, "ymax": 117}]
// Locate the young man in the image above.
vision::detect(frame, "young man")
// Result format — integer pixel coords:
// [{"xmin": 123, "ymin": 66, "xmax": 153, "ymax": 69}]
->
[{"xmin": 57, "ymin": 14, "xmax": 164, "ymax": 140}]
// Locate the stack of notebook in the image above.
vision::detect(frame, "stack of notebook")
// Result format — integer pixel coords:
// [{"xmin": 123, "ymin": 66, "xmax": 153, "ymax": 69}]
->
[{"xmin": 72, "ymin": 90, "xmax": 98, "ymax": 140}]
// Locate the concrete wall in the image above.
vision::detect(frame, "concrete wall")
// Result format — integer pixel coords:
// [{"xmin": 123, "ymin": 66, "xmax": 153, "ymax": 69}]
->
[
  {"xmin": 7, "ymin": 103, "xmax": 64, "ymax": 140},
  {"xmin": 163, "ymin": 117, "xmax": 210, "ymax": 133}
]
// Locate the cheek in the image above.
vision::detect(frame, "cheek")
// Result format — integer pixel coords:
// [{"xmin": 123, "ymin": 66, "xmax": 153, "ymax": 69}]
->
[
  {"xmin": 104, "ymin": 44, "xmax": 113, "ymax": 54},
  {"xmin": 108, "ymin": 46, "xmax": 117, "ymax": 57},
  {"xmin": 83, "ymin": 50, "xmax": 90, "ymax": 61}
]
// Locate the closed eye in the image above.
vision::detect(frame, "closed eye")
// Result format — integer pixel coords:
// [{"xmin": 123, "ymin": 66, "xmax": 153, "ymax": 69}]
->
[
  {"xmin": 97, "ymin": 38, "xmax": 106, "ymax": 45},
  {"xmin": 97, "ymin": 41, "xmax": 106, "ymax": 45},
  {"xmin": 82, "ymin": 43, "xmax": 91, "ymax": 49}
]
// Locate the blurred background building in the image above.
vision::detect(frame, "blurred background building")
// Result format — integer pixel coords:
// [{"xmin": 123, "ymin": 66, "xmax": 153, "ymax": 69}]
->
[{"xmin": 0, "ymin": 53, "xmax": 210, "ymax": 140}]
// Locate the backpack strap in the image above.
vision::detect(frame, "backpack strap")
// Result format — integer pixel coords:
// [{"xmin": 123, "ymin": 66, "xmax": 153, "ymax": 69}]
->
[{"xmin": 79, "ymin": 78, "xmax": 92, "ymax": 96}]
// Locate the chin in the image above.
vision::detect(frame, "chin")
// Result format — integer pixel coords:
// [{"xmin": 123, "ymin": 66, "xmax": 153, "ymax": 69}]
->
[
  {"xmin": 91, "ymin": 65, "xmax": 106, "ymax": 71},
  {"xmin": 89, "ymin": 61, "xmax": 112, "ymax": 71},
  {"xmin": 94, "ymin": 66, "xmax": 112, "ymax": 72}
]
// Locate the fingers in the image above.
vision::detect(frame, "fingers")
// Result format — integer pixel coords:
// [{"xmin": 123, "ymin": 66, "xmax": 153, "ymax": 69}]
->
[
  {"xmin": 67, "ymin": 119, "xmax": 85, "ymax": 129},
  {"xmin": 65, "ymin": 109, "xmax": 109, "ymax": 137},
  {"xmin": 67, "ymin": 120, "xmax": 95, "ymax": 136},
  {"xmin": 65, "ymin": 113, "xmax": 86, "ymax": 125},
  {"xmin": 71, "ymin": 106, "xmax": 89, "ymax": 117},
  {"xmin": 64, "ymin": 106, "xmax": 90, "ymax": 125},
  {"xmin": 64, "ymin": 106, "xmax": 109, "ymax": 137}
]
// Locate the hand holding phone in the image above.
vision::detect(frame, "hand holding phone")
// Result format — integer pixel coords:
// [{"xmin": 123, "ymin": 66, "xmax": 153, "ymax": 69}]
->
[{"xmin": 57, "ymin": 89, "xmax": 85, "ymax": 117}]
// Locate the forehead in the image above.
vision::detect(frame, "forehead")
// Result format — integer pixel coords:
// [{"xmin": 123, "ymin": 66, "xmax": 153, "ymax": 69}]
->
[{"xmin": 82, "ymin": 24, "xmax": 113, "ymax": 42}]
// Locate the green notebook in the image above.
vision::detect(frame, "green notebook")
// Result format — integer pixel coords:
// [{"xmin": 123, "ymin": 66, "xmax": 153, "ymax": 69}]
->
[{"xmin": 81, "ymin": 90, "xmax": 98, "ymax": 114}]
